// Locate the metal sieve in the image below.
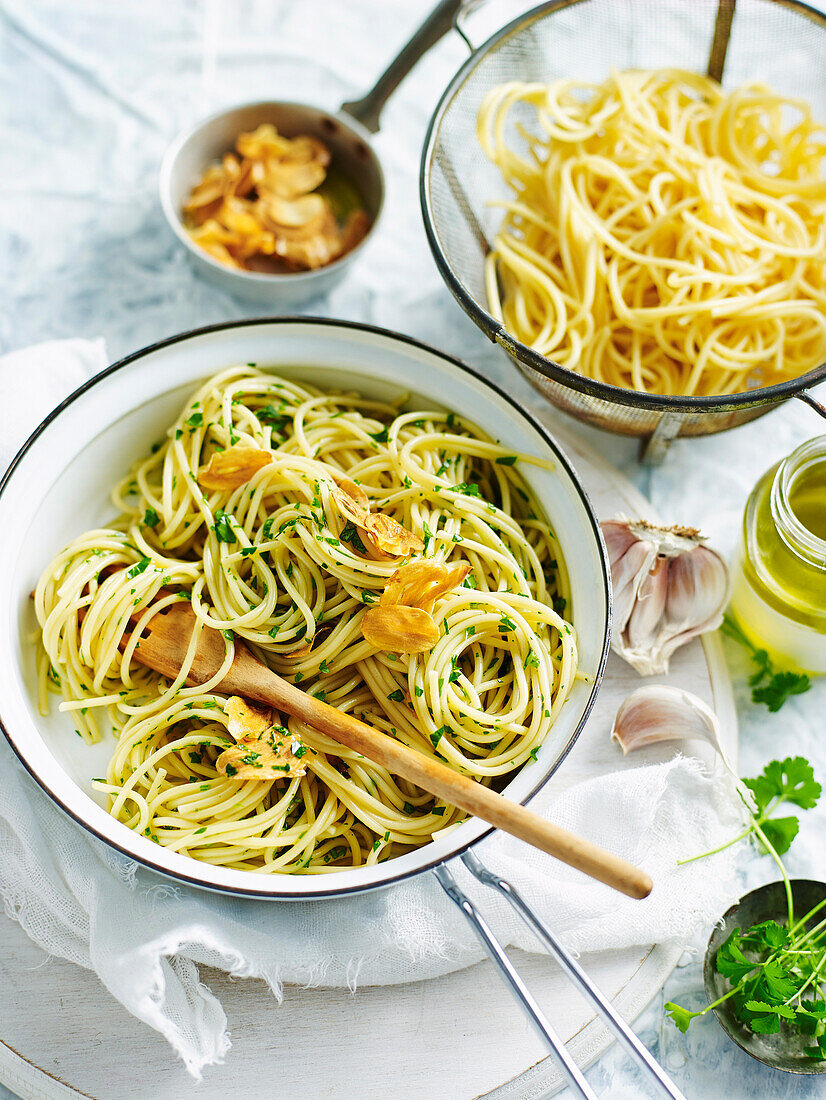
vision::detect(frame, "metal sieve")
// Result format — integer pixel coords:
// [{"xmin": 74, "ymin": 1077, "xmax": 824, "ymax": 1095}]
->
[{"xmin": 420, "ymin": 0, "xmax": 826, "ymax": 459}]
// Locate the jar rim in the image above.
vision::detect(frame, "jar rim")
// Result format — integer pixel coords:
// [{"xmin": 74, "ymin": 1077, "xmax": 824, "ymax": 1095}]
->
[{"xmin": 771, "ymin": 435, "xmax": 826, "ymax": 567}]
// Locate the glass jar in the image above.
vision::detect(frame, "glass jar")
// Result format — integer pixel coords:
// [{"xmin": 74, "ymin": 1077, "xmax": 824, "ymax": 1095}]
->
[{"xmin": 730, "ymin": 436, "xmax": 826, "ymax": 673}]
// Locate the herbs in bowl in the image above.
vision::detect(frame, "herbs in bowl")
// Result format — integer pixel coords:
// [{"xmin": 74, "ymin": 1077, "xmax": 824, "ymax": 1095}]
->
[
  {"xmin": 667, "ymin": 756, "xmax": 826, "ymax": 1070},
  {"xmin": 698, "ymin": 880, "xmax": 826, "ymax": 1072}
]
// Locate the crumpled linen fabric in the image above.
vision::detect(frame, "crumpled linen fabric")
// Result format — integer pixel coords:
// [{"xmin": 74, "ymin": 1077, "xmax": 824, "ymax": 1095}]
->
[{"xmin": 0, "ymin": 338, "xmax": 747, "ymax": 1077}]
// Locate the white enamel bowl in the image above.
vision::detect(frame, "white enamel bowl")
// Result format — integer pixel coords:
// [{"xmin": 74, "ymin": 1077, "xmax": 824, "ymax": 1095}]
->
[{"xmin": 0, "ymin": 319, "xmax": 610, "ymax": 899}]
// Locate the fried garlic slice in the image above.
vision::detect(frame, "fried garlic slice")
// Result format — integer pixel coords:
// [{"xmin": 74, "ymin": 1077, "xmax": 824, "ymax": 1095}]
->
[
  {"xmin": 330, "ymin": 481, "xmax": 370, "ymax": 526},
  {"xmin": 364, "ymin": 513, "xmax": 424, "ymax": 557},
  {"xmin": 226, "ymin": 696, "xmax": 271, "ymax": 739},
  {"xmin": 362, "ymin": 605, "xmax": 439, "ymax": 653},
  {"xmin": 263, "ymin": 158, "xmax": 327, "ymax": 200},
  {"xmin": 381, "ymin": 560, "xmax": 471, "ymax": 610},
  {"xmin": 218, "ymin": 696, "xmax": 306, "ymax": 780},
  {"xmin": 198, "ymin": 444, "xmax": 272, "ymax": 491},
  {"xmin": 329, "ymin": 478, "xmax": 422, "ymax": 558}
]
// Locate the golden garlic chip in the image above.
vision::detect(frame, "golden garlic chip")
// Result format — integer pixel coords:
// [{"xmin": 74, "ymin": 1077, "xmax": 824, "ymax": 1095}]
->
[
  {"xmin": 219, "ymin": 696, "xmax": 306, "ymax": 781},
  {"xmin": 381, "ymin": 560, "xmax": 471, "ymax": 609},
  {"xmin": 198, "ymin": 444, "xmax": 272, "ymax": 491},
  {"xmin": 182, "ymin": 123, "xmax": 370, "ymax": 273},
  {"xmin": 217, "ymin": 730, "xmax": 307, "ymax": 781},
  {"xmin": 330, "ymin": 483, "xmax": 370, "ymax": 528},
  {"xmin": 225, "ymin": 696, "xmax": 272, "ymax": 740},
  {"xmin": 361, "ymin": 605, "xmax": 440, "ymax": 653},
  {"xmin": 363, "ymin": 513, "xmax": 424, "ymax": 557}
]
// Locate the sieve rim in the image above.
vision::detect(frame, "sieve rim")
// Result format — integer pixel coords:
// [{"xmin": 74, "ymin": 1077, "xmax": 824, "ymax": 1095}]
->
[{"xmin": 420, "ymin": 0, "xmax": 826, "ymax": 416}]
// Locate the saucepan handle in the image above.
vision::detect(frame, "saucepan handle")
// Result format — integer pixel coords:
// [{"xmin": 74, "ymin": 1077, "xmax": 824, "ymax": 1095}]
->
[
  {"xmin": 795, "ymin": 389, "xmax": 826, "ymax": 421},
  {"xmin": 433, "ymin": 853, "xmax": 688, "ymax": 1100},
  {"xmin": 433, "ymin": 861, "xmax": 598, "ymax": 1099},
  {"xmin": 339, "ymin": 0, "xmax": 466, "ymax": 132}
]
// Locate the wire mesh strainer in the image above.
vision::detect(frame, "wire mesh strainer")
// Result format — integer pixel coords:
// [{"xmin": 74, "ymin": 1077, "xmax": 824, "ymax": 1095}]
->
[{"xmin": 421, "ymin": 0, "xmax": 826, "ymax": 459}]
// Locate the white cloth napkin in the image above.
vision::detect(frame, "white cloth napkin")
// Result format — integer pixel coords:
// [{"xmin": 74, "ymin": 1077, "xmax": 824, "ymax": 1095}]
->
[{"xmin": 0, "ymin": 339, "xmax": 747, "ymax": 1078}]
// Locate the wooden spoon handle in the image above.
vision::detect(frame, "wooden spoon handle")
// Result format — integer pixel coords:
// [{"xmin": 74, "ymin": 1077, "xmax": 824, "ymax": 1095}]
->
[{"xmin": 225, "ymin": 648, "xmax": 652, "ymax": 901}]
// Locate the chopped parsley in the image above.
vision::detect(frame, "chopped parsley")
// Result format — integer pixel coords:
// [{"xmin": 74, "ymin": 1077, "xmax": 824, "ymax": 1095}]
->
[
  {"xmin": 340, "ymin": 520, "xmax": 368, "ymax": 555},
  {"xmin": 126, "ymin": 557, "xmax": 151, "ymax": 579},
  {"xmin": 214, "ymin": 510, "xmax": 236, "ymax": 543},
  {"xmin": 453, "ymin": 482, "xmax": 481, "ymax": 497}
]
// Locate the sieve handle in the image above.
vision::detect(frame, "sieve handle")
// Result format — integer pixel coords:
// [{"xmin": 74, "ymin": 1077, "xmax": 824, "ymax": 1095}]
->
[
  {"xmin": 796, "ymin": 389, "xmax": 826, "ymax": 421},
  {"xmin": 340, "ymin": 0, "xmax": 465, "ymax": 133}
]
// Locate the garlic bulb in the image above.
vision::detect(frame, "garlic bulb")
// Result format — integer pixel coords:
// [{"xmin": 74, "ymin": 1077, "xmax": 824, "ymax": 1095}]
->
[{"xmin": 601, "ymin": 516, "xmax": 729, "ymax": 676}]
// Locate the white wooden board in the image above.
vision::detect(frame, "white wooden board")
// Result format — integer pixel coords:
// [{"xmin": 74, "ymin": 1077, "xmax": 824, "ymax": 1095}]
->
[{"xmin": 0, "ymin": 419, "xmax": 736, "ymax": 1100}]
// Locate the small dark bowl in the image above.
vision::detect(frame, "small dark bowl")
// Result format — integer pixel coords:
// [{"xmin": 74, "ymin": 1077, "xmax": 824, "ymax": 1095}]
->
[{"xmin": 704, "ymin": 879, "xmax": 826, "ymax": 1075}]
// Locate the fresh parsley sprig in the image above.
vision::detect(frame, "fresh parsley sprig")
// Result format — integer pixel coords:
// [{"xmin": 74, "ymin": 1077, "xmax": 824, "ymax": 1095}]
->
[
  {"xmin": 721, "ymin": 615, "xmax": 811, "ymax": 712},
  {"xmin": 666, "ymin": 756, "xmax": 824, "ymax": 1056},
  {"xmin": 678, "ymin": 756, "xmax": 821, "ymax": 864}
]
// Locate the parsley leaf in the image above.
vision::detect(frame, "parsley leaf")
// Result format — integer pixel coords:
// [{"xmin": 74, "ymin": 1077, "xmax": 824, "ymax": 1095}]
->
[
  {"xmin": 126, "ymin": 556, "xmax": 151, "ymax": 579},
  {"xmin": 721, "ymin": 615, "xmax": 811, "ymax": 711},
  {"xmin": 752, "ymin": 671, "xmax": 812, "ymax": 711},
  {"xmin": 681, "ymin": 755, "xmax": 820, "ymax": 864},
  {"xmin": 142, "ymin": 507, "xmax": 160, "ymax": 528},
  {"xmin": 759, "ymin": 816, "xmax": 800, "ymax": 856},
  {"xmin": 452, "ymin": 481, "xmax": 481, "ymax": 497},
  {"xmin": 664, "ymin": 1003, "xmax": 702, "ymax": 1034},
  {"xmin": 745, "ymin": 756, "xmax": 822, "ymax": 814},
  {"xmin": 258, "ymin": 405, "xmax": 290, "ymax": 433},
  {"xmin": 716, "ymin": 930, "xmax": 759, "ymax": 983},
  {"xmin": 340, "ymin": 520, "xmax": 368, "ymax": 555},
  {"xmin": 743, "ymin": 1001, "xmax": 796, "ymax": 1034},
  {"xmin": 213, "ymin": 510, "xmax": 236, "ymax": 543}
]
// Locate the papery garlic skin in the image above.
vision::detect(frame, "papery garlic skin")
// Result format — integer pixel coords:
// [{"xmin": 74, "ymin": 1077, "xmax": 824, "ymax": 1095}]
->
[{"xmin": 602, "ymin": 516, "xmax": 729, "ymax": 676}]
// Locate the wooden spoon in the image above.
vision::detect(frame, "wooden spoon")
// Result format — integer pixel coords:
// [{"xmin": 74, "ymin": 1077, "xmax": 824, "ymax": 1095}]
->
[{"xmin": 130, "ymin": 601, "xmax": 652, "ymax": 900}]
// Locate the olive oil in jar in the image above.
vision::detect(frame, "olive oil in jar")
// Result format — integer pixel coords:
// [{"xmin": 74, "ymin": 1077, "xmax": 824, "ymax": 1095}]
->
[{"xmin": 730, "ymin": 437, "xmax": 826, "ymax": 673}]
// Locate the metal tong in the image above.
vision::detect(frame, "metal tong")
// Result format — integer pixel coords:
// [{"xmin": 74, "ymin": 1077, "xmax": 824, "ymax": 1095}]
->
[{"xmin": 436, "ymin": 852, "xmax": 687, "ymax": 1100}]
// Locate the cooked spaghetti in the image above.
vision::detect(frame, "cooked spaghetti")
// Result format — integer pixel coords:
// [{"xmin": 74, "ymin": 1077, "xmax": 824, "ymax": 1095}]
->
[
  {"xmin": 478, "ymin": 69, "xmax": 826, "ymax": 397},
  {"xmin": 35, "ymin": 366, "xmax": 576, "ymax": 874}
]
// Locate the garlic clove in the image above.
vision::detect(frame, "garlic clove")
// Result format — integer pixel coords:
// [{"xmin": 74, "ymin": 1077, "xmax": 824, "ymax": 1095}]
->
[
  {"xmin": 663, "ymin": 546, "xmax": 729, "ymax": 638},
  {"xmin": 625, "ymin": 556, "xmax": 669, "ymax": 652},
  {"xmin": 610, "ymin": 536, "xmax": 657, "ymax": 635},
  {"xmin": 601, "ymin": 516, "xmax": 729, "ymax": 676},
  {"xmin": 601, "ymin": 519, "xmax": 641, "ymax": 564},
  {"xmin": 612, "ymin": 684, "xmax": 736, "ymax": 775}
]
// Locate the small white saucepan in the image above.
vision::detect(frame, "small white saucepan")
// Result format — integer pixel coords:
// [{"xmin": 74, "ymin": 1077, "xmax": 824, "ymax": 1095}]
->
[
  {"xmin": 0, "ymin": 320, "xmax": 683, "ymax": 1098},
  {"xmin": 159, "ymin": 0, "xmax": 466, "ymax": 304}
]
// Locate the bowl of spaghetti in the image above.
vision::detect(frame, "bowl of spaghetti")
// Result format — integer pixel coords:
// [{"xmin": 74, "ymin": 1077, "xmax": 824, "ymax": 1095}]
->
[{"xmin": 0, "ymin": 319, "xmax": 609, "ymax": 899}]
